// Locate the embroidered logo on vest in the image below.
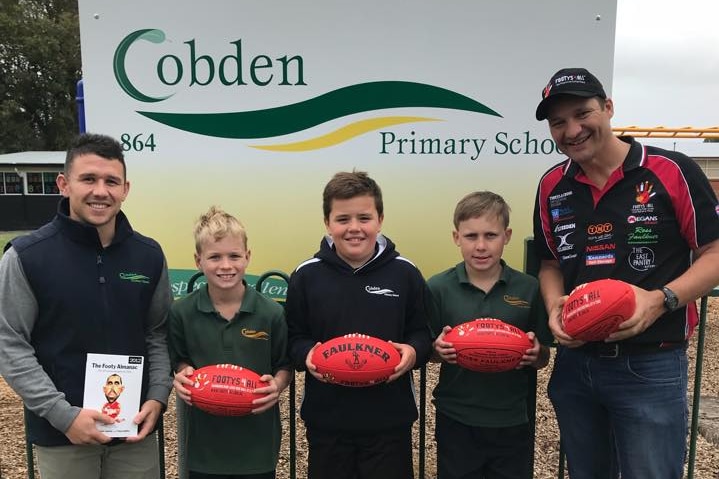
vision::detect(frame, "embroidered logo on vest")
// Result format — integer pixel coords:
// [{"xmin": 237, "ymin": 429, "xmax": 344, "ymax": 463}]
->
[{"xmin": 118, "ymin": 272, "xmax": 150, "ymax": 284}]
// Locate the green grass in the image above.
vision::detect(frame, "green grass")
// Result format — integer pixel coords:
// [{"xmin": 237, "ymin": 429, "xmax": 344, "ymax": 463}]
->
[{"xmin": 0, "ymin": 231, "xmax": 28, "ymax": 254}]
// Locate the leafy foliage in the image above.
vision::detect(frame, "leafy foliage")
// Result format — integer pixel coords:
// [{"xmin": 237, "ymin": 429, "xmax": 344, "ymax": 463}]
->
[{"xmin": 0, "ymin": 0, "xmax": 80, "ymax": 153}]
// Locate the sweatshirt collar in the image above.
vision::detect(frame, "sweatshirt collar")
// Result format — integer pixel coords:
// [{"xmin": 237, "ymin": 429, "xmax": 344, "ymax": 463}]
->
[
  {"xmin": 322, "ymin": 234, "xmax": 390, "ymax": 271},
  {"xmin": 55, "ymin": 197, "xmax": 134, "ymax": 248}
]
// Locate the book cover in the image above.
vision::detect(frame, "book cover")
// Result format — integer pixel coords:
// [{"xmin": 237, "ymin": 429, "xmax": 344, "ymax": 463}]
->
[{"xmin": 82, "ymin": 353, "xmax": 144, "ymax": 437}]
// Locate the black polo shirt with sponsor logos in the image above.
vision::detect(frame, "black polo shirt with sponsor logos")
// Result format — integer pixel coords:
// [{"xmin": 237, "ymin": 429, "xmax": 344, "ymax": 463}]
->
[{"xmin": 533, "ymin": 136, "xmax": 719, "ymax": 343}]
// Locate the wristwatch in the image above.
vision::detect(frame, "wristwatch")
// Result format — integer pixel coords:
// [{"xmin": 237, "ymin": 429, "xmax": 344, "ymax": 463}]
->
[{"xmin": 661, "ymin": 286, "xmax": 680, "ymax": 312}]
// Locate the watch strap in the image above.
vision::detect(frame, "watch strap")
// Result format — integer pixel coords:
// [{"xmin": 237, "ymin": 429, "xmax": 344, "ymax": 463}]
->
[{"xmin": 661, "ymin": 286, "xmax": 679, "ymax": 312}]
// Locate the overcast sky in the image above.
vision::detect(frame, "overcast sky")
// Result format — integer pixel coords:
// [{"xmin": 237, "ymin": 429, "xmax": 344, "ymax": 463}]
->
[{"xmin": 612, "ymin": 0, "xmax": 718, "ymax": 131}]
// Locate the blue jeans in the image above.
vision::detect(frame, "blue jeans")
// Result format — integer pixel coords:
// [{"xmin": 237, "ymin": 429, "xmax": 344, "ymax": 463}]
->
[{"xmin": 548, "ymin": 346, "xmax": 688, "ymax": 479}]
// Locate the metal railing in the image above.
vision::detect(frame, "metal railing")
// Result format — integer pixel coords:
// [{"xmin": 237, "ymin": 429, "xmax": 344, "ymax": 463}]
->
[{"xmin": 687, "ymin": 291, "xmax": 718, "ymax": 479}]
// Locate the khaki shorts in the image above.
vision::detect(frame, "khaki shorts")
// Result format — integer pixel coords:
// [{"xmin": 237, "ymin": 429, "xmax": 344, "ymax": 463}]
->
[{"xmin": 35, "ymin": 433, "xmax": 160, "ymax": 479}]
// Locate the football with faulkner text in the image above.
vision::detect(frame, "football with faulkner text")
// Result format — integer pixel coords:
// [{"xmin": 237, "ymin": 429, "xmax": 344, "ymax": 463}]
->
[{"xmin": 312, "ymin": 333, "xmax": 401, "ymax": 387}]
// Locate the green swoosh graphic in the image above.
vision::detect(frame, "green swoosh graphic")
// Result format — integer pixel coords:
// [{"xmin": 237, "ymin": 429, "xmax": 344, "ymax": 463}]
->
[
  {"xmin": 114, "ymin": 29, "xmax": 172, "ymax": 103},
  {"xmin": 138, "ymin": 81, "xmax": 501, "ymax": 139}
]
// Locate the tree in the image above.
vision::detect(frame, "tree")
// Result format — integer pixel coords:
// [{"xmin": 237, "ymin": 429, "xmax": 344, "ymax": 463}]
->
[{"xmin": 0, "ymin": 0, "xmax": 80, "ymax": 153}]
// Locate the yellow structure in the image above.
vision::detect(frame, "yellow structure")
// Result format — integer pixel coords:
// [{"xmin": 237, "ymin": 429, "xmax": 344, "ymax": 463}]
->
[{"xmin": 613, "ymin": 126, "xmax": 719, "ymax": 139}]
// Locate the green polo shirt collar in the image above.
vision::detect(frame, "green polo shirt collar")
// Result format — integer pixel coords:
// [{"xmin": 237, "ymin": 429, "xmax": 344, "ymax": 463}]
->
[
  {"xmin": 195, "ymin": 280, "xmax": 258, "ymax": 315},
  {"xmin": 454, "ymin": 259, "xmax": 510, "ymax": 287}
]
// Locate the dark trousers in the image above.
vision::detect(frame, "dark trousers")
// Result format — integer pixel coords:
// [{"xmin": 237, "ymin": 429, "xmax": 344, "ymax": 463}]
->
[
  {"xmin": 306, "ymin": 426, "xmax": 414, "ymax": 479},
  {"xmin": 435, "ymin": 412, "xmax": 532, "ymax": 479},
  {"xmin": 189, "ymin": 471, "xmax": 275, "ymax": 479}
]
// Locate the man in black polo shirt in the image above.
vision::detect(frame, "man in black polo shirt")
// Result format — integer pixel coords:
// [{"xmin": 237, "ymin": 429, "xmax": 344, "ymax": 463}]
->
[{"xmin": 533, "ymin": 68, "xmax": 719, "ymax": 478}]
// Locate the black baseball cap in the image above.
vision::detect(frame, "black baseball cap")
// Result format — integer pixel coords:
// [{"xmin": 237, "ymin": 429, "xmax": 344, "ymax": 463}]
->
[{"xmin": 535, "ymin": 68, "xmax": 607, "ymax": 121}]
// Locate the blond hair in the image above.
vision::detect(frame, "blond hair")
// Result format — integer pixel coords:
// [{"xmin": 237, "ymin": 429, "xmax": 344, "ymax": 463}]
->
[
  {"xmin": 453, "ymin": 191, "xmax": 510, "ymax": 229},
  {"xmin": 193, "ymin": 206, "xmax": 248, "ymax": 253}
]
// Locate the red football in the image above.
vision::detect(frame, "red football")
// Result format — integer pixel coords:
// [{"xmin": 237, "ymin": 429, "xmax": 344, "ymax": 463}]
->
[
  {"xmin": 188, "ymin": 364, "xmax": 266, "ymax": 416},
  {"xmin": 562, "ymin": 279, "xmax": 636, "ymax": 341},
  {"xmin": 443, "ymin": 318, "xmax": 533, "ymax": 373},
  {"xmin": 311, "ymin": 333, "xmax": 401, "ymax": 387}
]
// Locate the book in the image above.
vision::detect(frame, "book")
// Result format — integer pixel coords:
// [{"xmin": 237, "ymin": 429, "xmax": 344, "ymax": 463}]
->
[{"xmin": 82, "ymin": 353, "xmax": 144, "ymax": 437}]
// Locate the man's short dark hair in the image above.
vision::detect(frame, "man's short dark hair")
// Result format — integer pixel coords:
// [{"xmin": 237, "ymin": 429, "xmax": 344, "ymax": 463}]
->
[{"xmin": 65, "ymin": 133, "xmax": 126, "ymax": 178}]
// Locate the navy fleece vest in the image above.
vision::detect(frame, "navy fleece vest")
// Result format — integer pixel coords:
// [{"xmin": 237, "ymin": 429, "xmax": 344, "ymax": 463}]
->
[{"xmin": 11, "ymin": 204, "xmax": 165, "ymax": 446}]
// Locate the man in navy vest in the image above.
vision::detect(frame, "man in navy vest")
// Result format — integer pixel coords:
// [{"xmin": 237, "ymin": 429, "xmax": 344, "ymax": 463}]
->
[{"xmin": 0, "ymin": 133, "xmax": 172, "ymax": 479}]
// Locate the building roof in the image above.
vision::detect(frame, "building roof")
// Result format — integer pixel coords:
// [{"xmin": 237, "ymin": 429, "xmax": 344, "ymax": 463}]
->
[
  {"xmin": 0, "ymin": 151, "xmax": 65, "ymax": 166},
  {"xmin": 635, "ymin": 138, "xmax": 719, "ymax": 159}
]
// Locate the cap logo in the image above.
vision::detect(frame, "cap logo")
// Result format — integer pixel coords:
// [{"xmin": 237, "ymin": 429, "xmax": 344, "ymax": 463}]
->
[
  {"xmin": 554, "ymin": 74, "xmax": 587, "ymax": 87},
  {"xmin": 543, "ymin": 84, "xmax": 552, "ymax": 99},
  {"xmin": 536, "ymin": 68, "xmax": 604, "ymax": 121}
]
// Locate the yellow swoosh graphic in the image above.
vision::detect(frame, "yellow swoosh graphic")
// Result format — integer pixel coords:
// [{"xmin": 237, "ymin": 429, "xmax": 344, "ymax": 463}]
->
[
  {"xmin": 250, "ymin": 116, "xmax": 440, "ymax": 151},
  {"xmin": 503, "ymin": 295, "xmax": 530, "ymax": 308},
  {"xmin": 241, "ymin": 328, "xmax": 270, "ymax": 340}
]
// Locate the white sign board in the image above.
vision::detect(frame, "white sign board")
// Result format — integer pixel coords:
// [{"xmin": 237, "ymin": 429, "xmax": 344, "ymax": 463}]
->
[{"xmin": 78, "ymin": 1, "xmax": 617, "ymax": 293}]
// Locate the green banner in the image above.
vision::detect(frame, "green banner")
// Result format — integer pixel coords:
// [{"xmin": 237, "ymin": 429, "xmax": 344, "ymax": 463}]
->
[{"xmin": 169, "ymin": 269, "xmax": 289, "ymax": 302}]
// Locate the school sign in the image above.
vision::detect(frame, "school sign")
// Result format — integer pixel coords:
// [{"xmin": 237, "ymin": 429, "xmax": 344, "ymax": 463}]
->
[{"xmin": 77, "ymin": 1, "xmax": 617, "ymax": 294}]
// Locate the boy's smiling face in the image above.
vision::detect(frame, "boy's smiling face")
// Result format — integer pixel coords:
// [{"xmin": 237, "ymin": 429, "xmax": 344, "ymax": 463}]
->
[
  {"xmin": 453, "ymin": 214, "xmax": 511, "ymax": 279},
  {"xmin": 325, "ymin": 194, "xmax": 384, "ymax": 268},
  {"xmin": 195, "ymin": 234, "xmax": 250, "ymax": 293}
]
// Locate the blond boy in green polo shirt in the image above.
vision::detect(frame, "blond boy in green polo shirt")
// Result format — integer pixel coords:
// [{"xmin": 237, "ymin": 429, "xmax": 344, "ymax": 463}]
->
[{"xmin": 169, "ymin": 206, "xmax": 292, "ymax": 479}]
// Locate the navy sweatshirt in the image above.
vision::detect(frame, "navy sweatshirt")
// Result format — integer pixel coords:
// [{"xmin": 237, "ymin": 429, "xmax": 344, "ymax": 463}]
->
[{"xmin": 286, "ymin": 235, "xmax": 432, "ymax": 432}]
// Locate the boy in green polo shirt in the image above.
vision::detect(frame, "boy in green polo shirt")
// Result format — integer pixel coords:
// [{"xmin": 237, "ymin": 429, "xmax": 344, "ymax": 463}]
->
[
  {"xmin": 169, "ymin": 206, "xmax": 292, "ymax": 479},
  {"xmin": 428, "ymin": 191, "xmax": 551, "ymax": 479}
]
